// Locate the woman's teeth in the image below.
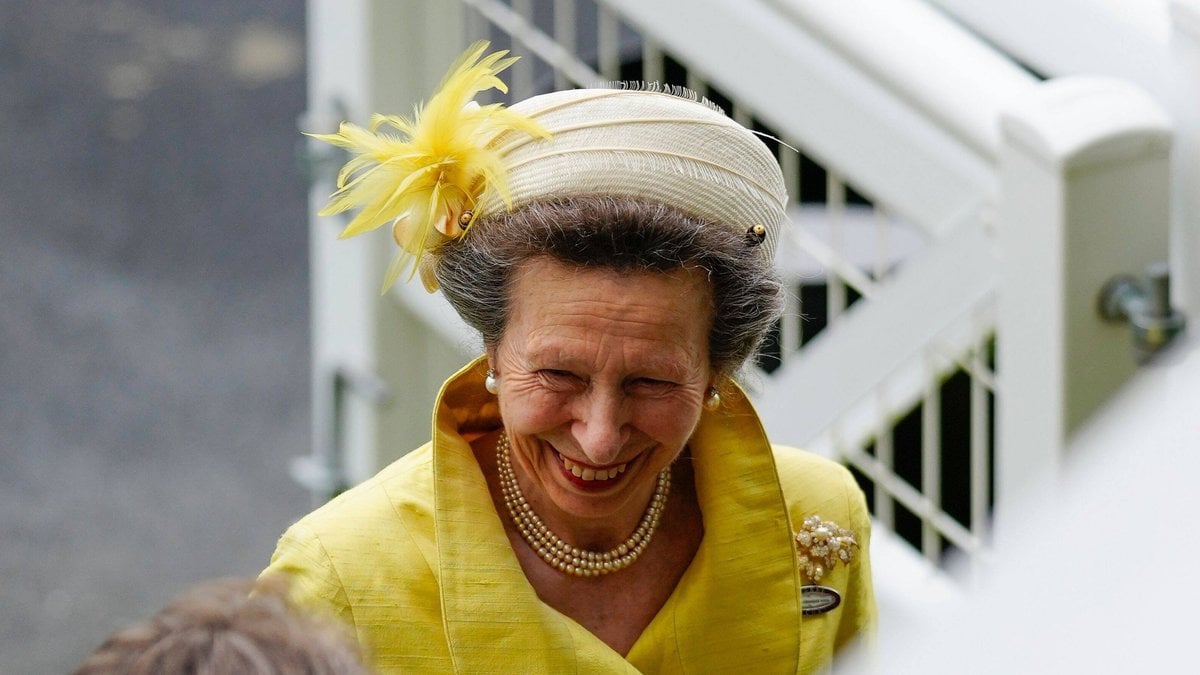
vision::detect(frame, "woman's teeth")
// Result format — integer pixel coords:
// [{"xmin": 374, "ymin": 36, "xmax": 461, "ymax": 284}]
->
[{"xmin": 560, "ymin": 455, "xmax": 628, "ymax": 481}]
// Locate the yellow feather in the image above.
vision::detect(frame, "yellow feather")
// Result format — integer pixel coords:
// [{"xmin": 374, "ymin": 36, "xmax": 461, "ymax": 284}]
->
[{"xmin": 308, "ymin": 40, "xmax": 552, "ymax": 292}]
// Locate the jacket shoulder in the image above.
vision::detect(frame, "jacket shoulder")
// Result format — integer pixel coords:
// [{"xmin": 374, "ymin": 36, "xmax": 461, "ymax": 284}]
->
[
  {"xmin": 770, "ymin": 445, "xmax": 869, "ymax": 533},
  {"xmin": 305, "ymin": 443, "xmax": 436, "ymax": 531},
  {"xmin": 262, "ymin": 444, "xmax": 440, "ymax": 623}
]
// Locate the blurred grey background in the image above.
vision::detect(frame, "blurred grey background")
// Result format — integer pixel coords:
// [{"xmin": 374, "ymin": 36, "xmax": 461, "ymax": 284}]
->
[{"xmin": 0, "ymin": 1, "xmax": 312, "ymax": 671}]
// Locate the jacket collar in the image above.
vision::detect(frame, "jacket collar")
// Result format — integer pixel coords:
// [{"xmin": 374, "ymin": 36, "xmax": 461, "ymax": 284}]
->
[{"xmin": 431, "ymin": 357, "xmax": 801, "ymax": 671}]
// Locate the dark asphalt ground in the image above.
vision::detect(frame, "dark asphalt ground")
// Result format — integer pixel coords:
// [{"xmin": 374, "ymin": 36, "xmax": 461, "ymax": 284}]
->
[{"xmin": 0, "ymin": 1, "xmax": 313, "ymax": 671}]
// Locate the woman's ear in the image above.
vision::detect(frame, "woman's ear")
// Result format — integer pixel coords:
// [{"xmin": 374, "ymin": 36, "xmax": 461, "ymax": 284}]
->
[{"xmin": 485, "ymin": 345, "xmax": 497, "ymax": 373}]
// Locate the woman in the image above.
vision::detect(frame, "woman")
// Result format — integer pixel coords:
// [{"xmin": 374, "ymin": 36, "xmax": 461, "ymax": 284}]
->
[{"xmin": 264, "ymin": 42, "xmax": 874, "ymax": 672}]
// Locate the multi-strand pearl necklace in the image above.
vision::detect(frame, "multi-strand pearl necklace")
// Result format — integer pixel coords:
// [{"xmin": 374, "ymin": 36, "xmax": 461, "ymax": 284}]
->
[{"xmin": 496, "ymin": 432, "xmax": 670, "ymax": 577}]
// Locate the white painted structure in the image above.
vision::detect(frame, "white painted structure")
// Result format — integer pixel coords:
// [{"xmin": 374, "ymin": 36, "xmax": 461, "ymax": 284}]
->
[
  {"xmin": 928, "ymin": 0, "xmax": 1200, "ymax": 320},
  {"xmin": 300, "ymin": 0, "xmax": 1192, "ymax": 623},
  {"xmin": 854, "ymin": 332, "xmax": 1200, "ymax": 673}
]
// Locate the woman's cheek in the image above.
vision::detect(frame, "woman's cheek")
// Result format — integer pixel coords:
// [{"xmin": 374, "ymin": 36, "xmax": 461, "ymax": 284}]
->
[
  {"xmin": 502, "ymin": 388, "xmax": 572, "ymax": 430},
  {"xmin": 638, "ymin": 394, "xmax": 705, "ymax": 441}
]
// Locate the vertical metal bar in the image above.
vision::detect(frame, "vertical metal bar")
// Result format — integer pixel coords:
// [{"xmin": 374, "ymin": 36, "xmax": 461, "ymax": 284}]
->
[
  {"xmin": 782, "ymin": 150, "xmax": 801, "ymax": 360},
  {"xmin": 309, "ymin": 366, "xmax": 339, "ymax": 507},
  {"xmin": 510, "ymin": 0, "xmax": 535, "ymax": 99},
  {"xmin": 921, "ymin": 349, "xmax": 942, "ymax": 563},
  {"xmin": 778, "ymin": 140, "xmax": 802, "ymax": 359},
  {"xmin": 874, "ymin": 390, "xmax": 896, "ymax": 531},
  {"xmin": 780, "ymin": 140, "xmax": 801, "ymax": 205},
  {"xmin": 970, "ymin": 329, "xmax": 991, "ymax": 545},
  {"xmin": 642, "ymin": 36, "xmax": 663, "ymax": 84},
  {"xmin": 874, "ymin": 205, "xmax": 891, "ymax": 280},
  {"xmin": 732, "ymin": 104, "xmax": 752, "ymax": 133},
  {"xmin": 685, "ymin": 70, "xmax": 707, "ymax": 98},
  {"xmin": 829, "ymin": 423, "xmax": 847, "ymax": 475},
  {"xmin": 826, "ymin": 173, "xmax": 847, "ymax": 324},
  {"xmin": 553, "ymin": 0, "xmax": 576, "ymax": 90},
  {"xmin": 597, "ymin": 5, "xmax": 621, "ymax": 81},
  {"xmin": 780, "ymin": 286, "xmax": 801, "ymax": 365}
]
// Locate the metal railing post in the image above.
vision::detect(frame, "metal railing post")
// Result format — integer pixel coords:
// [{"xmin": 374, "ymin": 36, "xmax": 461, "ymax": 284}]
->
[
  {"xmin": 1169, "ymin": 0, "xmax": 1200, "ymax": 319},
  {"xmin": 303, "ymin": 0, "xmax": 468, "ymax": 500},
  {"xmin": 995, "ymin": 76, "xmax": 1172, "ymax": 509}
]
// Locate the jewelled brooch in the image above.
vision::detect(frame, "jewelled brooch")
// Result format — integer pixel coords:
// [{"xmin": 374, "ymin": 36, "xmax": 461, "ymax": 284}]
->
[{"xmin": 794, "ymin": 515, "xmax": 858, "ymax": 583}]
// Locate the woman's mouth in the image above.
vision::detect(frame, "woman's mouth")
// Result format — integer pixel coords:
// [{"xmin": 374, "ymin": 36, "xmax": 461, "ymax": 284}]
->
[{"xmin": 555, "ymin": 451, "xmax": 629, "ymax": 488}]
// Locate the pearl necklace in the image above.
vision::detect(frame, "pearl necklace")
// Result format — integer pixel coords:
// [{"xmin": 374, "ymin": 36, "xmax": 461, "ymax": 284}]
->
[{"xmin": 496, "ymin": 433, "xmax": 670, "ymax": 577}]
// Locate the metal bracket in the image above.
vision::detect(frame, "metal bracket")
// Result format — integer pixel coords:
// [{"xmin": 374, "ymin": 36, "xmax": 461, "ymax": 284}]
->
[
  {"xmin": 1098, "ymin": 262, "xmax": 1187, "ymax": 362},
  {"xmin": 291, "ymin": 365, "xmax": 391, "ymax": 505}
]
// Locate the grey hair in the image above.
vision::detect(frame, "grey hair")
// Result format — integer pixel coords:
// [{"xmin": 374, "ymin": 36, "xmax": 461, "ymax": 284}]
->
[
  {"xmin": 433, "ymin": 195, "xmax": 784, "ymax": 377},
  {"xmin": 72, "ymin": 576, "xmax": 369, "ymax": 675}
]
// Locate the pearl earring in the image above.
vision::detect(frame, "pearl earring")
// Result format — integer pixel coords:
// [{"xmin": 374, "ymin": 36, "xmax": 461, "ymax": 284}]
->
[
  {"xmin": 485, "ymin": 369, "xmax": 499, "ymax": 395},
  {"xmin": 704, "ymin": 387, "xmax": 721, "ymax": 411}
]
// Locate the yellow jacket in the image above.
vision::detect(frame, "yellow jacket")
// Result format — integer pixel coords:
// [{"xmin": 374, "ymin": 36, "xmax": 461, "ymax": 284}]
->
[{"xmin": 263, "ymin": 359, "xmax": 875, "ymax": 673}]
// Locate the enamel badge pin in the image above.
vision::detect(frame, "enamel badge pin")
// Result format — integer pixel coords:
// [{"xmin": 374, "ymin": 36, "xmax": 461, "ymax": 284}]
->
[{"xmin": 801, "ymin": 585, "xmax": 842, "ymax": 616}]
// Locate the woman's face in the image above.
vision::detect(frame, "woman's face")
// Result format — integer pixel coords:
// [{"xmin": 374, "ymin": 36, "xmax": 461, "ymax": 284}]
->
[{"xmin": 491, "ymin": 256, "xmax": 714, "ymax": 530}]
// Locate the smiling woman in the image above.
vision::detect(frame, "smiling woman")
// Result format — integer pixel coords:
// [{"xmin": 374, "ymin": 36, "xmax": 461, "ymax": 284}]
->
[
  {"xmin": 483, "ymin": 258, "xmax": 715, "ymax": 654},
  {"xmin": 262, "ymin": 42, "xmax": 875, "ymax": 673}
]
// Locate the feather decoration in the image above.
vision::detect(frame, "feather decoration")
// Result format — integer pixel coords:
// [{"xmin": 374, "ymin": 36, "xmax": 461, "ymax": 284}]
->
[{"xmin": 309, "ymin": 40, "xmax": 551, "ymax": 292}]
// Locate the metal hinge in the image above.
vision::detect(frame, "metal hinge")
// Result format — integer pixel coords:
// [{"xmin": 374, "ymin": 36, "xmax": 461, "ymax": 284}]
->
[{"xmin": 1099, "ymin": 261, "xmax": 1187, "ymax": 362}]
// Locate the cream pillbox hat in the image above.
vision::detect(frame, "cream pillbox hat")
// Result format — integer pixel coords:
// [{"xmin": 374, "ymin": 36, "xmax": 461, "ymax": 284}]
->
[
  {"xmin": 479, "ymin": 87, "xmax": 788, "ymax": 262},
  {"xmin": 311, "ymin": 42, "xmax": 788, "ymax": 291}
]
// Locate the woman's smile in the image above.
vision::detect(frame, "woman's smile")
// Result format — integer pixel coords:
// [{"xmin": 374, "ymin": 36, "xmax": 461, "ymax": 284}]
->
[{"xmin": 556, "ymin": 450, "xmax": 629, "ymax": 483}]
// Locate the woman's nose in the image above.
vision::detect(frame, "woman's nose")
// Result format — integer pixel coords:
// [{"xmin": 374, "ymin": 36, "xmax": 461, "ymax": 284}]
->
[{"xmin": 571, "ymin": 390, "xmax": 630, "ymax": 465}]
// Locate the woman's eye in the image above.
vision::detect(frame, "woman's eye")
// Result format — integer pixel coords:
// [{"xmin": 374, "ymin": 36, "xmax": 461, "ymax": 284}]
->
[
  {"xmin": 538, "ymin": 370, "xmax": 579, "ymax": 387},
  {"xmin": 630, "ymin": 378, "xmax": 674, "ymax": 394}
]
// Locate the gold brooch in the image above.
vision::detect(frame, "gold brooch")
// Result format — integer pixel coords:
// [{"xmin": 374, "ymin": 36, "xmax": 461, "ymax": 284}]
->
[{"xmin": 794, "ymin": 515, "xmax": 858, "ymax": 583}]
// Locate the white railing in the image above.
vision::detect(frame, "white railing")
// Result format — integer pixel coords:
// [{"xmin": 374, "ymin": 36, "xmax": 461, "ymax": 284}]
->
[
  {"xmin": 302, "ymin": 0, "xmax": 1178, "ymax": 582},
  {"xmin": 926, "ymin": 0, "xmax": 1200, "ymax": 325},
  {"xmin": 862, "ymin": 333, "xmax": 1200, "ymax": 673}
]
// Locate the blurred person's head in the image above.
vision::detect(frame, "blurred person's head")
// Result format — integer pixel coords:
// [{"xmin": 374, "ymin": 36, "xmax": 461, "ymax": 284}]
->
[{"xmin": 73, "ymin": 575, "xmax": 369, "ymax": 674}]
